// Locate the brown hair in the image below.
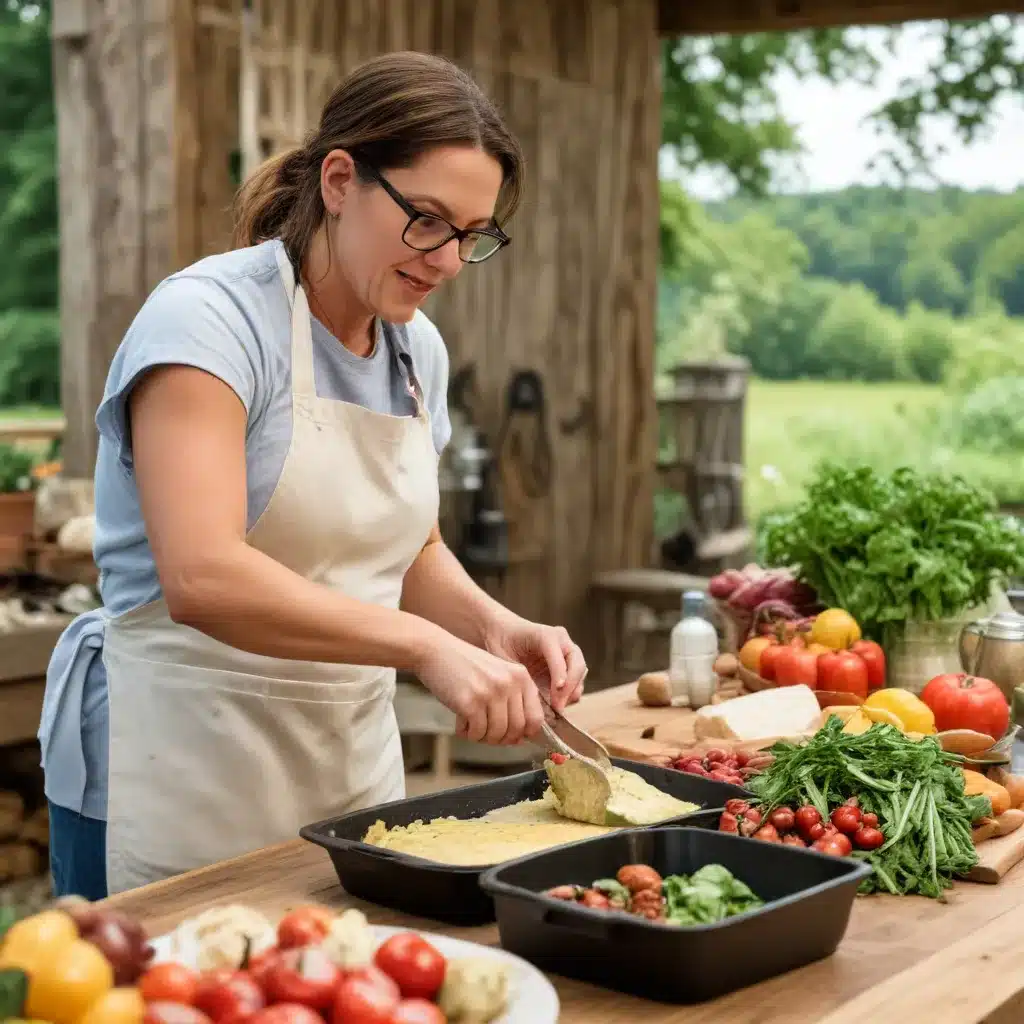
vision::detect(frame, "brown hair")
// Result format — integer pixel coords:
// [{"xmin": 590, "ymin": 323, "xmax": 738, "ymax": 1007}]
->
[{"xmin": 232, "ymin": 51, "xmax": 524, "ymax": 261}]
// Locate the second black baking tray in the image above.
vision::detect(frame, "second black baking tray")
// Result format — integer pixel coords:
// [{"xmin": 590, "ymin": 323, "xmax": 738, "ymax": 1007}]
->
[
  {"xmin": 300, "ymin": 758, "xmax": 749, "ymax": 925},
  {"xmin": 479, "ymin": 825, "xmax": 871, "ymax": 1003}
]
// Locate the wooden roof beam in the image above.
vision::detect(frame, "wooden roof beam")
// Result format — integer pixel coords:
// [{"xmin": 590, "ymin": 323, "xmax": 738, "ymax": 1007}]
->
[{"xmin": 658, "ymin": 0, "xmax": 1023, "ymax": 35}]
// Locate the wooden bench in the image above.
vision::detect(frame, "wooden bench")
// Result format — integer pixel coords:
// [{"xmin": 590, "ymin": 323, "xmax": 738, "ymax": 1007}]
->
[{"xmin": 590, "ymin": 569, "xmax": 711, "ymax": 678}]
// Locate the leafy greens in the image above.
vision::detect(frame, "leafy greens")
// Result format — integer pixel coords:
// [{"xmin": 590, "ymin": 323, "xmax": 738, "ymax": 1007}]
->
[
  {"xmin": 662, "ymin": 864, "xmax": 764, "ymax": 925},
  {"xmin": 761, "ymin": 462, "xmax": 1024, "ymax": 647}
]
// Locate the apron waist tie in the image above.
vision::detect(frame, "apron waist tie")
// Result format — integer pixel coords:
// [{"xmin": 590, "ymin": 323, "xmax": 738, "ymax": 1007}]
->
[{"xmin": 39, "ymin": 607, "xmax": 109, "ymax": 813}]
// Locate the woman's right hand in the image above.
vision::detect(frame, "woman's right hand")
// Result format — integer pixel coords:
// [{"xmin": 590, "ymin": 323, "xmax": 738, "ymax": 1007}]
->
[{"xmin": 413, "ymin": 630, "xmax": 547, "ymax": 746}]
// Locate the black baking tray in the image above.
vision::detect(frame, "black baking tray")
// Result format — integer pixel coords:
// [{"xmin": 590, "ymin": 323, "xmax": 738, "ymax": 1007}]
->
[
  {"xmin": 479, "ymin": 825, "xmax": 871, "ymax": 1003},
  {"xmin": 299, "ymin": 758, "xmax": 749, "ymax": 925}
]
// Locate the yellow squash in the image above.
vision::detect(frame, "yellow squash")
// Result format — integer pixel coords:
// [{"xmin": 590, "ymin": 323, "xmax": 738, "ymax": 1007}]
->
[{"xmin": 963, "ymin": 768, "xmax": 1011, "ymax": 817}]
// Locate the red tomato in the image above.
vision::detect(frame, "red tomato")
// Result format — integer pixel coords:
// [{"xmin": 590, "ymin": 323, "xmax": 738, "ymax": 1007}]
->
[
  {"xmin": 332, "ymin": 966, "xmax": 401, "ymax": 1024},
  {"xmin": 276, "ymin": 905, "xmax": 334, "ymax": 949},
  {"xmin": 373, "ymin": 933, "xmax": 447, "ymax": 1001},
  {"xmin": 263, "ymin": 946, "xmax": 341, "ymax": 1010},
  {"xmin": 194, "ymin": 969, "xmax": 265, "ymax": 1020},
  {"xmin": 774, "ymin": 645, "xmax": 819, "ymax": 688},
  {"xmin": 854, "ymin": 826, "xmax": 885, "ymax": 850},
  {"xmin": 919, "ymin": 673, "xmax": 1010, "ymax": 740},
  {"xmin": 139, "ymin": 963, "xmax": 200, "ymax": 1005},
  {"xmin": 144, "ymin": 1005, "xmax": 214, "ymax": 1024},
  {"xmin": 247, "ymin": 1006, "xmax": 323, "ymax": 1024},
  {"xmin": 830, "ymin": 805, "xmax": 862, "ymax": 835},
  {"xmin": 817, "ymin": 651, "xmax": 869, "ymax": 699},
  {"xmin": 245, "ymin": 948, "xmax": 283, "ymax": 991},
  {"xmin": 813, "ymin": 834, "xmax": 852, "ymax": 857},
  {"xmin": 392, "ymin": 999, "xmax": 447, "ymax": 1024},
  {"xmin": 759, "ymin": 643, "xmax": 788, "ymax": 682},
  {"xmin": 850, "ymin": 640, "xmax": 886, "ymax": 690}
]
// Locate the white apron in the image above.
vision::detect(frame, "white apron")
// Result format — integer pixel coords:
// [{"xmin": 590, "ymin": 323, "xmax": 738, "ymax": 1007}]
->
[{"xmin": 102, "ymin": 247, "xmax": 439, "ymax": 894}]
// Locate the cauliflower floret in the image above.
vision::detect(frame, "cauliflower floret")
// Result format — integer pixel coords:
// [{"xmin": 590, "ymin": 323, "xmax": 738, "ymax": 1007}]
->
[
  {"xmin": 175, "ymin": 904, "xmax": 276, "ymax": 972},
  {"xmin": 319, "ymin": 908, "xmax": 375, "ymax": 969},
  {"xmin": 437, "ymin": 956, "xmax": 510, "ymax": 1022}
]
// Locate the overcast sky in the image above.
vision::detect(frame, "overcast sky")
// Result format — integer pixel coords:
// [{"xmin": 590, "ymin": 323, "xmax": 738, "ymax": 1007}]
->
[{"xmin": 681, "ymin": 20, "xmax": 1024, "ymax": 198}]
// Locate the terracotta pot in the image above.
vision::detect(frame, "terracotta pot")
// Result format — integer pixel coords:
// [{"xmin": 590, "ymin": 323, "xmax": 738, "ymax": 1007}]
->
[{"xmin": 0, "ymin": 491, "xmax": 36, "ymax": 536}]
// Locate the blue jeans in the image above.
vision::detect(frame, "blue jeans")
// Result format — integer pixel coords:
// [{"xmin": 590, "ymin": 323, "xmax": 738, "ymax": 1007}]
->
[{"xmin": 48, "ymin": 801, "xmax": 108, "ymax": 901}]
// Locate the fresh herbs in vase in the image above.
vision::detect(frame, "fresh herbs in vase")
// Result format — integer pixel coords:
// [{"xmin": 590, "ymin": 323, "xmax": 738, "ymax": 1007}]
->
[{"xmin": 761, "ymin": 462, "xmax": 1024, "ymax": 658}]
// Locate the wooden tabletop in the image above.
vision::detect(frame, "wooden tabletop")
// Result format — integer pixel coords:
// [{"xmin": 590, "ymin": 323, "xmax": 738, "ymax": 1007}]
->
[{"xmin": 104, "ymin": 684, "xmax": 1024, "ymax": 1023}]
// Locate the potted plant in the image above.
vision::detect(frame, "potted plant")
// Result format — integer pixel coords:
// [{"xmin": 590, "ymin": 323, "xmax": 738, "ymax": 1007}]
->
[{"xmin": 0, "ymin": 443, "xmax": 40, "ymax": 570}]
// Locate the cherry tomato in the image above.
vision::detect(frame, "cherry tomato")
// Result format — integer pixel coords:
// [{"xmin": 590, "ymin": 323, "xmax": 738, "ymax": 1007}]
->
[
  {"xmin": 332, "ymin": 966, "xmax": 401, "ymax": 1024},
  {"xmin": 263, "ymin": 946, "xmax": 341, "ymax": 1010},
  {"xmin": 805, "ymin": 821, "xmax": 826, "ymax": 842},
  {"xmin": 861, "ymin": 812, "xmax": 879, "ymax": 829},
  {"xmin": 854, "ymin": 826, "xmax": 885, "ymax": 850},
  {"xmin": 782, "ymin": 834, "xmax": 807, "ymax": 848},
  {"xmin": 794, "ymin": 806, "xmax": 821, "ymax": 832},
  {"xmin": 374, "ymin": 934, "xmax": 446, "ymax": 1001},
  {"xmin": 817, "ymin": 651, "xmax": 869, "ymax": 700},
  {"xmin": 549, "ymin": 752, "xmax": 567, "ymax": 765},
  {"xmin": 392, "ymin": 998, "xmax": 447, "ymax": 1024},
  {"xmin": 830, "ymin": 805, "xmax": 862, "ymax": 835},
  {"xmin": 139, "ymin": 963, "xmax": 200, "ymax": 1005},
  {"xmin": 144, "ymin": 1004, "xmax": 214, "ymax": 1024},
  {"xmin": 247, "ymin": 1006, "xmax": 323, "ymax": 1024},
  {"xmin": 768, "ymin": 807, "xmax": 795, "ymax": 832},
  {"xmin": 194, "ymin": 969, "xmax": 265, "ymax": 1021},
  {"xmin": 245, "ymin": 948, "xmax": 283, "ymax": 991},
  {"xmin": 813, "ymin": 834, "xmax": 853, "ymax": 857},
  {"xmin": 276, "ymin": 906, "xmax": 334, "ymax": 950},
  {"xmin": 724, "ymin": 799, "xmax": 750, "ymax": 815}
]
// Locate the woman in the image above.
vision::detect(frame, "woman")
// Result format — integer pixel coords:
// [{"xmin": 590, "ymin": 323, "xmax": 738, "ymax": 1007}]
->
[{"xmin": 39, "ymin": 51, "xmax": 587, "ymax": 900}]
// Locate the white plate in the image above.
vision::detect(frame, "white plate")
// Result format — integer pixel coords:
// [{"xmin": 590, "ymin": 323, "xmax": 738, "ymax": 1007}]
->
[{"xmin": 150, "ymin": 923, "xmax": 559, "ymax": 1024}]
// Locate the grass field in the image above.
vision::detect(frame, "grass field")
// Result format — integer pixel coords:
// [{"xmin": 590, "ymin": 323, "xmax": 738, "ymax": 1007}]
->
[{"xmin": 744, "ymin": 379, "xmax": 1024, "ymax": 521}]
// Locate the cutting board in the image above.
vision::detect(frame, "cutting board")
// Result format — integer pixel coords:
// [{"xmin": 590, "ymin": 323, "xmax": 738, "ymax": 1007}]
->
[{"xmin": 968, "ymin": 825, "xmax": 1024, "ymax": 884}]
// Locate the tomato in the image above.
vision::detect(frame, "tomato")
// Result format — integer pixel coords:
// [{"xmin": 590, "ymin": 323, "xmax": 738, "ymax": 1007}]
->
[
  {"xmin": 817, "ymin": 651, "xmax": 869, "ymax": 699},
  {"xmin": 244, "ymin": 948, "xmax": 282, "ymax": 991},
  {"xmin": 0, "ymin": 910, "xmax": 79, "ymax": 973},
  {"xmin": 768, "ymin": 807, "xmax": 795, "ymax": 832},
  {"xmin": 373, "ymin": 933, "xmax": 446, "ymax": 1001},
  {"xmin": 794, "ymin": 806, "xmax": 821, "ymax": 832},
  {"xmin": 77, "ymin": 986, "xmax": 146, "ymax": 1024},
  {"xmin": 813, "ymin": 834, "xmax": 852, "ymax": 857},
  {"xmin": 247, "ymin": 1006, "xmax": 322, "ymax": 1024},
  {"xmin": 139, "ymin": 963, "xmax": 199, "ymax": 1005},
  {"xmin": 194, "ymin": 970, "xmax": 265, "ymax": 1020},
  {"xmin": 919, "ymin": 673, "xmax": 1010, "ymax": 740},
  {"xmin": 758, "ymin": 643, "xmax": 788, "ymax": 682},
  {"xmin": 774, "ymin": 645, "xmax": 819, "ymax": 688},
  {"xmin": 263, "ymin": 947, "xmax": 340, "ymax": 1010},
  {"xmin": 275, "ymin": 906, "xmax": 334, "ymax": 950},
  {"xmin": 854, "ymin": 826, "xmax": 885, "ymax": 850},
  {"xmin": 850, "ymin": 640, "xmax": 886, "ymax": 690},
  {"xmin": 331, "ymin": 966, "xmax": 401, "ymax": 1024},
  {"xmin": 392, "ymin": 998, "xmax": 447, "ymax": 1024},
  {"xmin": 23, "ymin": 937, "xmax": 114, "ymax": 1024},
  {"xmin": 809, "ymin": 608, "xmax": 861, "ymax": 650},
  {"xmin": 861, "ymin": 812, "xmax": 879, "ymax": 829},
  {"xmin": 830, "ymin": 805, "xmax": 862, "ymax": 834},
  {"xmin": 738, "ymin": 636, "xmax": 775, "ymax": 674},
  {"xmin": 143, "ymin": 1004, "xmax": 214, "ymax": 1024}
]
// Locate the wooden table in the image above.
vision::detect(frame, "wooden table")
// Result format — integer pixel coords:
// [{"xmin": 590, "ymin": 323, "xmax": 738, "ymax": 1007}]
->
[{"xmin": 104, "ymin": 686, "xmax": 1024, "ymax": 1023}]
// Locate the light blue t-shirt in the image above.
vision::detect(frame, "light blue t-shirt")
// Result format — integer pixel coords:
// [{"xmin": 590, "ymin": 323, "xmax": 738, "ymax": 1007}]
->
[{"xmin": 40, "ymin": 239, "xmax": 451, "ymax": 820}]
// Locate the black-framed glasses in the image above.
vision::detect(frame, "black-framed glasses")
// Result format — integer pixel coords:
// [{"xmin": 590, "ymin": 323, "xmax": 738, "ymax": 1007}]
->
[{"xmin": 358, "ymin": 161, "xmax": 510, "ymax": 264}]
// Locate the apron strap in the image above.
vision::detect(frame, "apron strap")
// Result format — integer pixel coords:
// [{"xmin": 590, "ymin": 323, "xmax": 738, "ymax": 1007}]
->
[{"xmin": 275, "ymin": 243, "xmax": 317, "ymax": 398}]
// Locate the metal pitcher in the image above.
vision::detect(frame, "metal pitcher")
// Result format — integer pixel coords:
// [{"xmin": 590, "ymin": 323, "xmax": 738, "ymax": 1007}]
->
[{"xmin": 958, "ymin": 611, "xmax": 1024, "ymax": 703}]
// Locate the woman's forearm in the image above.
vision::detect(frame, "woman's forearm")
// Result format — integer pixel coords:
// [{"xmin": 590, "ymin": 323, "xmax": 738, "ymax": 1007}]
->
[
  {"xmin": 165, "ymin": 540, "xmax": 444, "ymax": 671},
  {"xmin": 400, "ymin": 531, "xmax": 516, "ymax": 647}
]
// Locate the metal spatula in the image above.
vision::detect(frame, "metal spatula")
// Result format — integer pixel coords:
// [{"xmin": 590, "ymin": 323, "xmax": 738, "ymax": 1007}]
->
[{"xmin": 537, "ymin": 690, "xmax": 612, "ymax": 772}]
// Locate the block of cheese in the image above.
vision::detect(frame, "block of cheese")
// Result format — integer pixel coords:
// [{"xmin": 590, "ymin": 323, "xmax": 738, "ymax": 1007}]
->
[{"xmin": 693, "ymin": 685, "xmax": 821, "ymax": 743}]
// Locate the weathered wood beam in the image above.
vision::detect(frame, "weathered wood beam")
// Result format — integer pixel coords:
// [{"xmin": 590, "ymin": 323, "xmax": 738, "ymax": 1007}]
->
[
  {"xmin": 658, "ymin": 0, "xmax": 1022, "ymax": 35},
  {"xmin": 52, "ymin": 0, "xmax": 181, "ymax": 478}
]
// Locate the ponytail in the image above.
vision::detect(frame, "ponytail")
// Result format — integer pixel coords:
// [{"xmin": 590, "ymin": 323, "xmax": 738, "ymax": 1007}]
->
[{"xmin": 231, "ymin": 147, "xmax": 319, "ymax": 254}]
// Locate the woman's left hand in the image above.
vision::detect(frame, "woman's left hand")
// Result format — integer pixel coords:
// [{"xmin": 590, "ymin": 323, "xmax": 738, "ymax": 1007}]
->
[{"xmin": 484, "ymin": 616, "xmax": 587, "ymax": 712}]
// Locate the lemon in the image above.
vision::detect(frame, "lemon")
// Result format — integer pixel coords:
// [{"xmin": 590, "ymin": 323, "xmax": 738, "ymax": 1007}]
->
[
  {"xmin": 863, "ymin": 689, "xmax": 936, "ymax": 734},
  {"xmin": 808, "ymin": 608, "xmax": 862, "ymax": 650},
  {"xmin": 861, "ymin": 706, "xmax": 905, "ymax": 730},
  {"xmin": 0, "ymin": 910, "xmax": 78, "ymax": 973}
]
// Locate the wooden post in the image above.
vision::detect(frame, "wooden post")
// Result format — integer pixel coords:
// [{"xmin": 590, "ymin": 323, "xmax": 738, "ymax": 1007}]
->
[{"xmin": 51, "ymin": 0, "xmax": 181, "ymax": 479}]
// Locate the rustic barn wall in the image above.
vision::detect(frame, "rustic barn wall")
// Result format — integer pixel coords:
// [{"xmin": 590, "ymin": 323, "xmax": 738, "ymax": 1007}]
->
[{"xmin": 169, "ymin": 0, "xmax": 661, "ymax": 648}]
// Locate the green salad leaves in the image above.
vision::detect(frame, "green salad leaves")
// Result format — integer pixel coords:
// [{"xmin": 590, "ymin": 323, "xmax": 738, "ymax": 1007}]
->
[
  {"xmin": 762, "ymin": 462, "xmax": 1024, "ymax": 646},
  {"xmin": 662, "ymin": 864, "xmax": 764, "ymax": 925}
]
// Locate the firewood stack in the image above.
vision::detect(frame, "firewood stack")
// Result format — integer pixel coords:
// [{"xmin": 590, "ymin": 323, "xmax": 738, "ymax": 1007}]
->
[{"xmin": 0, "ymin": 790, "xmax": 47, "ymax": 883}]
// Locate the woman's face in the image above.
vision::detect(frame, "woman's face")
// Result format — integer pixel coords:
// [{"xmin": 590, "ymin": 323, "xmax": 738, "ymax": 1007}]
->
[{"xmin": 321, "ymin": 144, "xmax": 505, "ymax": 323}]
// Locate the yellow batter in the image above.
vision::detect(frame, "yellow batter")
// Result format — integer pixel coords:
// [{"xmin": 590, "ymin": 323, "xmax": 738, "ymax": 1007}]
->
[{"xmin": 362, "ymin": 762, "xmax": 699, "ymax": 866}]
